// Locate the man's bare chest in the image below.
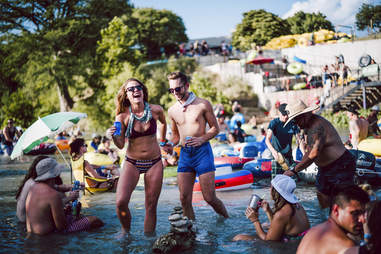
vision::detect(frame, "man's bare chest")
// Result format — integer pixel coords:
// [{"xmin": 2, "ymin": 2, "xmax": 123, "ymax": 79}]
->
[{"xmin": 172, "ymin": 107, "xmax": 204, "ymax": 126}]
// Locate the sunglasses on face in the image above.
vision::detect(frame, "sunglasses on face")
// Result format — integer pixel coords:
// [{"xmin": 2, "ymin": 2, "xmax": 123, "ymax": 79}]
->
[
  {"xmin": 126, "ymin": 85, "xmax": 143, "ymax": 93},
  {"xmin": 168, "ymin": 85, "xmax": 184, "ymax": 94},
  {"xmin": 82, "ymin": 144, "xmax": 88, "ymax": 147}
]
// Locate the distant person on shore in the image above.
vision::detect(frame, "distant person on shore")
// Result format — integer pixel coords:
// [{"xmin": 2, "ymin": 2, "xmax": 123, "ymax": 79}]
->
[
  {"xmin": 234, "ymin": 175, "xmax": 310, "ymax": 242},
  {"xmin": 367, "ymin": 105, "xmax": 380, "ymax": 138},
  {"xmin": 16, "ymin": 155, "xmax": 81, "ymax": 223},
  {"xmin": 296, "ymin": 186, "xmax": 369, "ymax": 254},
  {"xmin": 229, "ymin": 102, "xmax": 245, "ymax": 130},
  {"xmin": 340, "ymin": 200, "xmax": 381, "ymax": 254},
  {"xmin": 265, "ymin": 103, "xmax": 303, "ymax": 178},
  {"xmin": 346, "ymin": 107, "xmax": 369, "ymax": 149},
  {"xmin": 25, "ymin": 157, "xmax": 103, "ymax": 235},
  {"xmin": 2, "ymin": 118, "xmax": 21, "ymax": 156},
  {"xmin": 166, "ymin": 71, "xmax": 229, "ymax": 220},
  {"xmin": 283, "ymin": 100, "xmax": 356, "ymax": 209},
  {"xmin": 98, "ymin": 136, "xmax": 120, "ymax": 165},
  {"xmin": 89, "ymin": 134, "xmax": 101, "ymax": 152}
]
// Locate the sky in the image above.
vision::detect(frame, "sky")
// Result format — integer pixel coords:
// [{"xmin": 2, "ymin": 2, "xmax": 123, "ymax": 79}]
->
[{"xmin": 131, "ymin": 0, "xmax": 373, "ymax": 39}]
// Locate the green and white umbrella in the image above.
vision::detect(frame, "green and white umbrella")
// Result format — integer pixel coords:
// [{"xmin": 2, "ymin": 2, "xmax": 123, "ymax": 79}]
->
[{"xmin": 11, "ymin": 112, "xmax": 87, "ymax": 160}]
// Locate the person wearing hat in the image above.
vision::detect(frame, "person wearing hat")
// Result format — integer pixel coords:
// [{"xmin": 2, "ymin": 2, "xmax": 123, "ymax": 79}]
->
[
  {"xmin": 346, "ymin": 107, "xmax": 368, "ymax": 149},
  {"xmin": 367, "ymin": 105, "xmax": 380, "ymax": 138},
  {"xmin": 233, "ymin": 175, "xmax": 310, "ymax": 242},
  {"xmin": 25, "ymin": 157, "xmax": 103, "ymax": 235},
  {"xmin": 265, "ymin": 103, "xmax": 303, "ymax": 178},
  {"xmin": 283, "ymin": 100, "xmax": 356, "ymax": 209},
  {"xmin": 2, "ymin": 118, "xmax": 21, "ymax": 156},
  {"xmin": 297, "ymin": 185, "xmax": 369, "ymax": 254}
]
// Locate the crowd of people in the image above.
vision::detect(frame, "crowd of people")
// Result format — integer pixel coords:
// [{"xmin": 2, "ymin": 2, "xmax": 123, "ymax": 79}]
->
[{"xmin": 9, "ymin": 70, "xmax": 381, "ymax": 254}]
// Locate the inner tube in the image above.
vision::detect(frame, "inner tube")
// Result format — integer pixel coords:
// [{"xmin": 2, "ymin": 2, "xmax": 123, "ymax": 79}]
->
[
  {"xmin": 293, "ymin": 56, "xmax": 307, "ymax": 64},
  {"xmin": 359, "ymin": 55, "xmax": 372, "ymax": 68},
  {"xmin": 287, "ymin": 62, "xmax": 303, "ymax": 75},
  {"xmin": 293, "ymin": 82, "xmax": 307, "ymax": 90}
]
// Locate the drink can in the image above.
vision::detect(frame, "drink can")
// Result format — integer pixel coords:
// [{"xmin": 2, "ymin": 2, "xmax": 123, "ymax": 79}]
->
[
  {"xmin": 249, "ymin": 194, "xmax": 262, "ymax": 209},
  {"xmin": 114, "ymin": 121, "xmax": 122, "ymax": 136},
  {"xmin": 185, "ymin": 136, "xmax": 192, "ymax": 141}
]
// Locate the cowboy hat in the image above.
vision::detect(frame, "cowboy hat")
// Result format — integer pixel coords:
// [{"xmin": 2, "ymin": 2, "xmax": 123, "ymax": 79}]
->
[
  {"xmin": 35, "ymin": 158, "xmax": 66, "ymax": 182},
  {"xmin": 271, "ymin": 175, "xmax": 299, "ymax": 204},
  {"xmin": 284, "ymin": 100, "xmax": 320, "ymax": 127}
]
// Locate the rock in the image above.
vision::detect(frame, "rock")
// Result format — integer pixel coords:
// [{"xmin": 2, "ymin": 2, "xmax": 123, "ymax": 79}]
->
[
  {"xmin": 168, "ymin": 214, "xmax": 182, "ymax": 221},
  {"xmin": 170, "ymin": 219, "xmax": 189, "ymax": 228},
  {"xmin": 173, "ymin": 206, "xmax": 182, "ymax": 211},
  {"xmin": 171, "ymin": 210, "xmax": 183, "ymax": 215},
  {"xmin": 171, "ymin": 225, "xmax": 189, "ymax": 233}
]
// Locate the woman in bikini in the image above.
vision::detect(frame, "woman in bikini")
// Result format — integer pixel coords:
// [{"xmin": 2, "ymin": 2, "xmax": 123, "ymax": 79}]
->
[
  {"xmin": 234, "ymin": 175, "xmax": 310, "ymax": 242},
  {"xmin": 108, "ymin": 78, "xmax": 167, "ymax": 234}
]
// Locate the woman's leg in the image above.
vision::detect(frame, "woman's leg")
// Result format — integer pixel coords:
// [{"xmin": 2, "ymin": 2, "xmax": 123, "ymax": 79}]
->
[
  {"xmin": 116, "ymin": 161, "xmax": 140, "ymax": 232},
  {"xmin": 143, "ymin": 160, "xmax": 163, "ymax": 234}
]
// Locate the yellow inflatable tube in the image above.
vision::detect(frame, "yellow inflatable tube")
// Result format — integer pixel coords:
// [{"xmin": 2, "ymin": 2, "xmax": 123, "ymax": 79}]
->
[{"xmin": 358, "ymin": 139, "xmax": 381, "ymax": 157}]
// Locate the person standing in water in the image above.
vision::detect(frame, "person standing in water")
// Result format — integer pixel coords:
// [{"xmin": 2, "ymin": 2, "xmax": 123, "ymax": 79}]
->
[
  {"xmin": 108, "ymin": 78, "xmax": 167, "ymax": 234},
  {"xmin": 166, "ymin": 71, "xmax": 229, "ymax": 220},
  {"xmin": 346, "ymin": 107, "xmax": 368, "ymax": 149}
]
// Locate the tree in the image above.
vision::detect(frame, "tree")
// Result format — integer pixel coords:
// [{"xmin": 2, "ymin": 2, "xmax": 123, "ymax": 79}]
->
[
  {"xmin": 232, "ymin": 9, "xmax": 290, "ymax": 50},
  {"xmin": 132, "ymin": 8, "xmax": 188, "ymax": 60},
  {"xmin": 286, "ymin": 11, "xmax": 334, "ymax": 34},
  {"xmin": 0, "ymin": 0, "xmax": 132, "ymax": 111},
  {"xmin": 356, "ymin": 3, "xmax": 381, "ymax": 32}
]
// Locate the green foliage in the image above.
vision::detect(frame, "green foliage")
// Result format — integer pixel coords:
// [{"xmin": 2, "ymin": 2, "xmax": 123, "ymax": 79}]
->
[
  {"xmin": 286, "ymin": 11, "xmax": 334, "ymax": 34},
  {"xmin": 132, "ymin": 8, "xmax": 188, "ymax": 60},
  {"xmin": 356, "ymin": 4, "xmax": 381, "ymax": 32},
  {"xmin": 232, "ymin": 9, "xmax": 290, "ymax": 50},
  {"xmin": 322, "ymin": 111, "xmax": 349, "ymax": 128}
]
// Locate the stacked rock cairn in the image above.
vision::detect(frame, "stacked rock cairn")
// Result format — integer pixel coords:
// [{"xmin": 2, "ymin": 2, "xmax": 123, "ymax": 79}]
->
[{"xmin": 152, "ymin": 206, "xmax": 196, "ymax": 253}]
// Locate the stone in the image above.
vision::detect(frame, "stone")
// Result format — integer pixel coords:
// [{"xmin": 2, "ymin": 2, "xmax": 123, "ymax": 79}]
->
[
  {"xmin": 170, "ymin": 219, "xmax": 189, "ymax": 228},
  {"xmin": 173, "ymin": 206, "xmax": 182, "ymax": 211},
  {"xmin": 168, "ymin": 214, "xmax": 182, "ymax": 221}
]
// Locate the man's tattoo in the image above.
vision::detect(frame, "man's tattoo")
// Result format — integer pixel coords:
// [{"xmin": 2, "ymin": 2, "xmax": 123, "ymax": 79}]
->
[{"xmin": 306, "ymin": 125, "xmax": 325, "ymax": 150}]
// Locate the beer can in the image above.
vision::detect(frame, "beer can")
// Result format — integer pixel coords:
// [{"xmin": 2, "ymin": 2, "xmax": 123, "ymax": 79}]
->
[
  {"xmin": 249, "ymin": 194, "xmax": 262, "ymax": 209},
  {"xmin": 114, "ymin": 121, "xmax": 122, "ymax": 136}
]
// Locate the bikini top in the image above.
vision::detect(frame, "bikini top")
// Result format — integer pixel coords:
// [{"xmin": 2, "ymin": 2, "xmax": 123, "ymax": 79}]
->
[{"xmin": 128, "ymin": 117, "xmax": 157, "ymax": 139}]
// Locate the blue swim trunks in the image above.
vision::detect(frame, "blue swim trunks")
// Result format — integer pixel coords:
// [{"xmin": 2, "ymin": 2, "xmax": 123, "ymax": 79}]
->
[{"xmin": 178, "ymin": 142, "xmax": 215, "ymax": 176}]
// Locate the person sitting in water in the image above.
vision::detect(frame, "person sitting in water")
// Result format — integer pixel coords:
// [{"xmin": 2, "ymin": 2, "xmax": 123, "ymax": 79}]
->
[
  {"xmin": 340, "ymin": 200, "xmax": 381, "ymax": 254},
  {"xmin": 25, "ymin": 157, "xmax": 104, "ymax": 235},
  {"xmin": 16, "ymin": 155, "xmax": 82, "ymax": 223},
  {"xmin": 233, "ymin": 175, "xmax": 310, "ymax": 242},
  {"xmin": 297, "ymin": 185, "xmax": 369, "ymax": 254},
  {"xmin": 346, "ymin": 107, "xmax": 368, "ymax": 149},
  {"xmin": 98, "ymin": 136, "xmax": 120, "ymax": 165},
  {"xmin": 69, "ymin": 138, "xmax": 119, "ymax": 189}
]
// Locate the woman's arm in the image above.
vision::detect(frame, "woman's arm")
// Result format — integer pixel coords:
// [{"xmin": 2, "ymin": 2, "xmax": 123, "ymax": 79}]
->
[
  {"xmin": 84, "ymin": 161, "xmax": 107, "ymax": 179},
  {"xmin": 155, "ymin": 105, "xmax": 167, "ymax": 142},
  {"xmin": 111, "ymin": 114, "xmax": 127, "ymax": 149}
]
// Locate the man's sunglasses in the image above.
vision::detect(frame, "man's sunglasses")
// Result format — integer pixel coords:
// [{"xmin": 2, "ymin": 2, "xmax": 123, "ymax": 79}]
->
[
  {"xmin": 126, "ymin": 85, "xmax": 143, "ymax": 92},
  {"xmin": 168, "ymin": 86, "xmax": 184, "ymax": 94}
]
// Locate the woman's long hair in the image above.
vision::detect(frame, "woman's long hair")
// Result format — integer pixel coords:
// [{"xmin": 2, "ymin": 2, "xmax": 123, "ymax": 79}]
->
[
  {"xmin": 116, "ymin": 78, "xmax": 149, "ymax": 115},
  {"xmin": 367, "ymin": 200, "xmax": 381, "ymax": 254},
  {"xmin": 271, "ymin": 186, "xmax": 294, "ymax": 216},
  {"xmin": 69, "ymin": 138, "xmax": 85, "ymax": 159},
  {"xmin": 15, "ymin": 155, "xmax": 49, "ymax": 199}
]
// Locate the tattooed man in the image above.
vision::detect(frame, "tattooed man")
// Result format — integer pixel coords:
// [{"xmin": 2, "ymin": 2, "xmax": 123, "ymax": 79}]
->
[{"xmin": 283, "ymin": 100, "xmax": 356, "ymax": 209}]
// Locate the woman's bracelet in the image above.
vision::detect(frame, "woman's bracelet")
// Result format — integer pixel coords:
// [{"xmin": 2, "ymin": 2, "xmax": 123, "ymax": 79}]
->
[{"xmin": 251, "ymin": 219, "xmax": 259, "ymax": 223}]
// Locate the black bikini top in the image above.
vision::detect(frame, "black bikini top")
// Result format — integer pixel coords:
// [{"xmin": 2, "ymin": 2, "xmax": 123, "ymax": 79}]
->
[{"xmin": 129, "ymin": 118, "xmax": 157, "ymax": 139}]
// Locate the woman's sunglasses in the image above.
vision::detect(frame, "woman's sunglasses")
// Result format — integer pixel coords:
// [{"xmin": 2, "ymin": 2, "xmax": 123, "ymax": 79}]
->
[
  {"xmin": 126, "ymin": 85, "xmax": 143, "ymax": 93},
  {"xmin": 82, "ymin": 144, "xmax": 88, "ymax": 147},
  {"xmin": 168, "ymin": 85, "xmax": 184, "ymax": 94}
]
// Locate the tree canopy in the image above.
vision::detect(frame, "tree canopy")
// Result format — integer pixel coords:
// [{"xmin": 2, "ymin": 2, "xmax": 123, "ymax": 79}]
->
[
  {"xmin": 356, "ymin": 3, "xmax": 381, "ymax": 32},
  {"xmin": 232, "ymin": 9, "xmax": 291, "ymax": 50},
  {"xmin": 286, "ymin": 11, "xmax": 334, "ymax": 34}
]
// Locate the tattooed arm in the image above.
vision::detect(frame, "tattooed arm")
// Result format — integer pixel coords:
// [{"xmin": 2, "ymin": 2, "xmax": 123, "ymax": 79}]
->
[{"xmin": 294, "ymin": 124, "xmax": 326, "ymax": 173}]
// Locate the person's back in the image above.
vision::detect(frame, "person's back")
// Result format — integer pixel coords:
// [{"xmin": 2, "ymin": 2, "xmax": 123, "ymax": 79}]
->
[
  {"xmin": 283, "ymin": 203, "xmax": 310, "ymax": 239},
  {"xmin": 26, "ymin": 182, "xmax": 65, "ymax": 235}
]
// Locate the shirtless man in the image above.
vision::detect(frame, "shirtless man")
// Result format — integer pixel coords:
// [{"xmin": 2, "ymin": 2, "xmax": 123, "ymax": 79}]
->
[
  {"xmin": 26, "ymin": 157, "xmax": 103, "ymax": 235},
  {"xmin": 167, "ymin": 71, "xmax": 229, "ymax": 220},
  {"xmin": 297, "ymin": 185, "xmax": 369, "ymax": 254},
  {"xmin": 3, "ymin": 119, "xmax": 20, "ymax": 156},
  {"xmin": 284, "ymin": 100, "xmax": 356, "ymax": 208},
  {"xmin": 346, "ymin": 108, "xmax": 368, "ymax": 149}
]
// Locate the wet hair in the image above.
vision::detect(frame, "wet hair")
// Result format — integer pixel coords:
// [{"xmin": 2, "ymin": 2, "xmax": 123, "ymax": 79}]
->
[
  {"xmin": 237, "ymin": 121, "xmax": 242, "ymax": 127},
  {"xmin": 167, "ymin": 71, "xmax": 188, "ymax": 86},
  {"xmin": 15, "ymin": 155, "xmax": 50, "ymax": 200},
  {"xmin": 271, "ymin": 186, "xmax": 295, "ymax": 216},
  {"xmin": 330, "ymin": 185, "xmax": 369, "ymax": 211},
  {"xmin": 116, "ymin": 78, "xmax": 148, "ymax": 115},
  {"xmin": 69, "ymin": 138, "xmax": 85, "ymax": 158},
  {"xmin": 366, "ymin": 200, "xmax": 381, "ymax": 254}
]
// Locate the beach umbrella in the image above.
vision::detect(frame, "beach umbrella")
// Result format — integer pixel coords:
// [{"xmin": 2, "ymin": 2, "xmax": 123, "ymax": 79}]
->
[{"xmin": 10, "ymin": 112, "xmax": 87, "ymax": 160}]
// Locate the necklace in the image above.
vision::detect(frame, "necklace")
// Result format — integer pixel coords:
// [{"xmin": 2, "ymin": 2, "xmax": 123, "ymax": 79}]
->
[{"xmin": 125, "ymin": 102, "xmax": 152, "ymax": 138}]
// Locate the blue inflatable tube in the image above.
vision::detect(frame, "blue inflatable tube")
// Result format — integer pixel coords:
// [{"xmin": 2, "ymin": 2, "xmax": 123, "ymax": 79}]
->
[{"xmin": 293, "ymin": 56, "xmax": 307, "ymax": 64}]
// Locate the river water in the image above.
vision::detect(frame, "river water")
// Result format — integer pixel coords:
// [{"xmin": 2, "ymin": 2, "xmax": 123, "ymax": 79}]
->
[{"xmin": 0, "ymin": 154, "xmax": 379, "ymax": 254}]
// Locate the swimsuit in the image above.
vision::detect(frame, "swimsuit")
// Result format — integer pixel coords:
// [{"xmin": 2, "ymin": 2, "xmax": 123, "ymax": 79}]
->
[
  {"xmin": 62, "ymin": 214, "xmax": 91, "ymax": 233},
  {"xmin": 128, "ymin": 117, "xmax": 157, "ymax": 139},
  {"xmin": 177, "ymin": 142, "xmax": 215, "ymax": 176},
  {"xmin": 283, "ymin": 229, "xmax": 309, "ymax": 242},
  {"xmin": 125, "ymin": 156, "xmax": 162, "ymax": 174},
  {"xmin": 316, "ymin": 149, "xmax": 356, "ymax": 195}
]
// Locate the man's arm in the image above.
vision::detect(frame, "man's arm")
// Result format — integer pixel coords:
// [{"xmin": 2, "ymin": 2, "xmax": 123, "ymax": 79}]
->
[
  {"xmin": 50, "ymin": 192, "xmax": 67, "ymax": 231},
  {"xmin": 168, "ymin": 113, "xmax": 180, "ymax": 146},
  {"xmin": 349, "ymin": 121, "xmax": 360, "ymax": 149},
  {"xmin": 265, "ymin": 129, "xmax": 279, "ymax": 161}
]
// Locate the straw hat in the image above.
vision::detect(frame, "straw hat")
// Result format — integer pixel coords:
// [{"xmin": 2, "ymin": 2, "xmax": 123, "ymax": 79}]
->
[
  {"xmin": 271, "ymin": 175, "xmax": 298, "ymax": 204},
  {"xmin": 284, "ymin": 100, "xmax": 320, "ymax": 127},
  {"xmin": 35, "ymin": 158, "xmax": 66, "ymax": 182}
]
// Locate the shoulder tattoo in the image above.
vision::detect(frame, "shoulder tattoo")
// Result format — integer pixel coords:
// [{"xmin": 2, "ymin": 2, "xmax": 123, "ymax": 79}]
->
[{"xmin": 306, "ymin": 125, "xmax": 325, "ymax": 147}]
